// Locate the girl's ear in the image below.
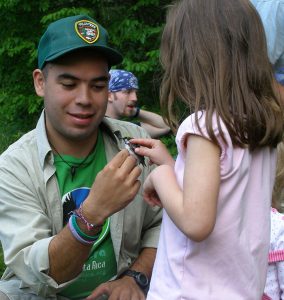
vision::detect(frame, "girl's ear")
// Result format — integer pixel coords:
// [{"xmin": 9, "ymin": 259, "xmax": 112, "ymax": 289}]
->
[{"xmin": 33, "ymin": 69, "xmax": 45, "ymax": 97}]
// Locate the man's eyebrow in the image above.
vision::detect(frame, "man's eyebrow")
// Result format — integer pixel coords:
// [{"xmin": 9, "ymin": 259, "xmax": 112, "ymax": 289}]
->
[
  {"xmin": 57, "ymin": 73, "xmax": 109, "ymax": 82},
  {"xmin": 91, "ymin": 76, "xmax": 109, "ymax": 83}
]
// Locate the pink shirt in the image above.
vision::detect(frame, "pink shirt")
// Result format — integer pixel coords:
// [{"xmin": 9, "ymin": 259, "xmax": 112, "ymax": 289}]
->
[
  {"xmin": 263, "ymin": 208, "xmax": 284, "ymax": 300},
  {"xmin": 147, "ymin": 112, "xmax": 276, "ymax": 300}
]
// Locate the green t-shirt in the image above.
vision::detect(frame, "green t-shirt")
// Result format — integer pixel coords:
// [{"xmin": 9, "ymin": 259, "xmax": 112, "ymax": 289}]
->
[{"xmin": 53, "ymin": 130, "xmax": 117, "ymax": 299}]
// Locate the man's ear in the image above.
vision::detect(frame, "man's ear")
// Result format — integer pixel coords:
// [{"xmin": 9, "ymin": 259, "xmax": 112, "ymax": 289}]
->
[
  {"xmin": 108, "ymin": 91, "xmax": 114, "ymax": 103},
  {"xmin": 33, "ymin": 69, "xmax": 45, "ymax": 97}
]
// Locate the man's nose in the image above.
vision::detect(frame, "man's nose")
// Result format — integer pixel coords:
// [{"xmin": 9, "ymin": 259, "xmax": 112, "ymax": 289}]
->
[
  {"xmin": 130, "ymin": 90, "xmax": 138, "ymax": 102},
  {"xmin": 75, "ymin": 85, "xmax": 91, "ymax": 105}
]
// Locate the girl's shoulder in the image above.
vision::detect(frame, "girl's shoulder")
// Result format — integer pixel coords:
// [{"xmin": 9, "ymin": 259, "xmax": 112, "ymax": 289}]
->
[
  {"xmin": 176, "ymin": 111, "xmax": 232, "ymax": 158},
  {"xmin": 177, "ymin": 111, "xmax": 229, "ymax": 139}
]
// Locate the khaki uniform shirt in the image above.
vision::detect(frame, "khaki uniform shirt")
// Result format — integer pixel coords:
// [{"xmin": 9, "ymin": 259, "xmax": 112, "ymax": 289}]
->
[{"xmin": 0, "ymin": 111, "xmax": 162, "ymax": 298}]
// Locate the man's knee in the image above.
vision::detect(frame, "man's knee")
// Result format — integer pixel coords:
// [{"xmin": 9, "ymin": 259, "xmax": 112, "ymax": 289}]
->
[
  {"xmin": 0, "ymin": 290, "xmax": 9, "ymax": 300},
  {"xmin": 0, "ymin": 279, "xmax": 46, "ymax": 300},
  {"xmin": 0, "ymin": 280, "xmax": 70, "ymax": 300}
]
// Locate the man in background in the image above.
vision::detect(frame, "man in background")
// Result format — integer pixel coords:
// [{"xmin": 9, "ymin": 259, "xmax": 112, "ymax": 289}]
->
[{"xmin": 106, "ymin": 69, "xmax": 171, "ymax": 138}]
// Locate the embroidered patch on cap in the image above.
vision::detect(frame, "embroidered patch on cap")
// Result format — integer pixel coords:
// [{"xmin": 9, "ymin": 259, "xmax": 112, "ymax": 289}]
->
[{"xmin": 75, "ymin": 20, "xmax": 100, "ymax": 44}]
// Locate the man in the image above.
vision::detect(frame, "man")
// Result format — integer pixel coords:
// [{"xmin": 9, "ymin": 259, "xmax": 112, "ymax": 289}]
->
[
  {"xmin": 0, "ymin": 15, "xmax": 162, "ymax": 300},
  {"xmin": 106, "ymin": 69, "xmax": 171, "ymax": 138},
  {"xmin": 250, "ymin": 0, "xmax": 284, "ymax": 98}
]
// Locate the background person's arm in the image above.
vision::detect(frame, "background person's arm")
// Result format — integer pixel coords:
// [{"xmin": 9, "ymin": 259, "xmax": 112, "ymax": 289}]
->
[{"xmin": 135, "ymin": 108, "xmax": 171, "ymax": 138}]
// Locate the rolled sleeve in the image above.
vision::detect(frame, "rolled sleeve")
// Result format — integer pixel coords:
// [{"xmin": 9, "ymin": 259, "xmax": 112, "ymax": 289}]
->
[{"xmin": 0, "ymin": 151, "xmax": 68, "ymax": 296}]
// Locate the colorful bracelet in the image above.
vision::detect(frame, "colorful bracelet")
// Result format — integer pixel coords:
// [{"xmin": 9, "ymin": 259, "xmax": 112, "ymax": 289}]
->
[
  {"xmin": 68, "ymin": 216, "xmax": 95, "ymax": 245},
  {"xmin": 71, "ymin": 202, "xmax": 104, "ymax": 231},
  {"xmin": 71, "ymin": 214, "xmax": 101, "ymax": 242}
]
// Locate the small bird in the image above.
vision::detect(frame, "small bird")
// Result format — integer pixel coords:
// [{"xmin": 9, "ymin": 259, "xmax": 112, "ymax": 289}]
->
[
  {"xmin": 122, "ymin": 137, "xmax": 146, "ymax": 167},
  {"xmin": 114, "ymin": 131, "xmax": 146, "ymax": 166}
]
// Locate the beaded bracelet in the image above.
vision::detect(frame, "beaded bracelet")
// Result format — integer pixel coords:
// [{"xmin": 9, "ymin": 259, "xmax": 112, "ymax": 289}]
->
[
  {"xmin": 71, "ymin": 202, "xmax": 104, "ymax": 231},
  {"xmin": 71, "ymin": 214, "xmax": 101, "ymax": 242},
  {"xmin": 68, "ymin": 216, "xmax": 95, "ymax": 245}
]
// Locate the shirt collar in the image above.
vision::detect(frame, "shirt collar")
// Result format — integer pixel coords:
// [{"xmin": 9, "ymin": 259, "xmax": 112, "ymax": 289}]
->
[{"xmin": 35, "ymin": 110, "xmax": 122, "ymax": 169}]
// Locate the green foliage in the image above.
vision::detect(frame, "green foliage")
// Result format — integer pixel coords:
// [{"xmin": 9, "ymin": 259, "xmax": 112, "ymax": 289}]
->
[
  {"xmin": 0, "ymin": 0, "xmax": 169, "ymax": 140},
  {"xmin": 0, "ymin": 115, "xmax": 30, "ymax": 154},
  {"xmin": 160, "ymin": 134, "xmax": 177, "ymax": 158}
]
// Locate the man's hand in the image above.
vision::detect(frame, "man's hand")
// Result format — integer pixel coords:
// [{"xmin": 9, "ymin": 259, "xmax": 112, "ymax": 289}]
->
[
  {"xmin": 83, "ymin": 149, "xmax": 142, "ymax": 225},
  {"xmin": 86, "ymin": 276, "xmax": 145, "ymax": 300}
]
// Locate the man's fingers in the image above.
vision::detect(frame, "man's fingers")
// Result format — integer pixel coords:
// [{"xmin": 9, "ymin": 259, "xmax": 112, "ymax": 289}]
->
[
  {"xmin": 106, "ymin": 149, "xmax": 130, "ymax": 169},
  {"xmin": 86, "ymin": 283, "xmax": 110, "ymax": 299},
  {"xmin": 121, "ymin": 160, "xmax": 142, "ymax": 192},
  {"xmin": 119, "ymin": 155, "xmax": 140, "ymax": 174},
  {"xmin": 129, "ymin": 164, "xmax": 142, "ymax": 179}
]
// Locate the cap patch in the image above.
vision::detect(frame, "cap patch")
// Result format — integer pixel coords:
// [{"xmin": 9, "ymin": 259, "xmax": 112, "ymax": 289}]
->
[{"xmin": 75, "ymin": 20, "xmax": 99, "ymax": 44}]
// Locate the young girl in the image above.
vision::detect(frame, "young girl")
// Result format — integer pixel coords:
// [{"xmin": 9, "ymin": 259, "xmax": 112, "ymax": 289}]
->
[
  {"xmin": 263, "ymin": 142, "xmax": 284, "ymax": 300},
  {"xmin": 132, "ymin": 0, "xmax": 284, "ymax": 299}
]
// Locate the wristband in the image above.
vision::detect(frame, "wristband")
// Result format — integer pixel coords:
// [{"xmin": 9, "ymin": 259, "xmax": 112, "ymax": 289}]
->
[
  {"xmin": 70, "ymin": 202, "xmax": 104, "ymax": 231},
  {"xmin": 71, "ymin": 215, "xmax": 101, "ymax": 241},
  {"xmin": 68, "ymin": 216, "xmax": 95, "ymax": 245},
  {"xmin": 133, "ymin": 107, "xmax": 140, "ymax": 118}
]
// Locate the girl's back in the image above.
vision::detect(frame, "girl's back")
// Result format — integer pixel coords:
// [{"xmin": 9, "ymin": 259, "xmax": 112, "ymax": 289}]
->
[
  {"xmin": 147, "ymin": 112, "xmax": 276, "ymax": 299},
  {"xmin": 147, "ymin": 0, "xmax": 284, "ymax": 298}
]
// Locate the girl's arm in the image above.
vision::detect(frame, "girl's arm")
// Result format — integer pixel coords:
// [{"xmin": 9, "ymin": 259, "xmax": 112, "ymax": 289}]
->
[
  {"xmin": 145, "ymin": 134, "xmax": 220, "ymax": 242},
  {"xmin": 130, "ymin": 138, "xmax": 175, "ymax": 167}
]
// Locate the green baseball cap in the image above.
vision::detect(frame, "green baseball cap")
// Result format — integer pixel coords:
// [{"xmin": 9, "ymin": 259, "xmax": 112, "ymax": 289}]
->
[{"xmin": 37, "ymin": 15, "xmax": 123, "ymax": 69}]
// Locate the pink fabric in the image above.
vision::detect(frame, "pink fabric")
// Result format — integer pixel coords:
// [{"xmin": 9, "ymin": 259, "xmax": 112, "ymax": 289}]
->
[
  {"xmin": 269, "ymin": 249, "xmax": 284, "ymax": 263},
  {"xmin": 147, "ymin": 112, "xmax": 276, "ymax": 300},
  {"xmin": 263, "ymin": 208, "xmax": 284, "ymax": 299},
  {"xmin": 263, "ymin": 294, "xmax": 272, "ymax": 300}
]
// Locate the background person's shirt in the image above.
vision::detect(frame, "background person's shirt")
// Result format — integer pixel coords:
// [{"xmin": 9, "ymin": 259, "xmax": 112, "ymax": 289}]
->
[{"xmin": 250, "ymin": 0, "xmax": 284, "ymax": 79}]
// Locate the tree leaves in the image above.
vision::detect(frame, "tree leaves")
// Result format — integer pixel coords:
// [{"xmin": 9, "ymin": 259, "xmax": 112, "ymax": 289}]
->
[{"xmin": 0, "ymin": 0, "xmax": 168, "ymax": 139}]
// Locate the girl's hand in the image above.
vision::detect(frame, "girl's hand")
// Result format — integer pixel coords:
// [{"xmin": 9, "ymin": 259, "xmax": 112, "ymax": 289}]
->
[
  {"xmin": 130, "ymin": 138, "xmax": 175, "ymax": 167},
  {"xmin": 143, "ymin": 173, "xmax": 163, "ymax": 207}
]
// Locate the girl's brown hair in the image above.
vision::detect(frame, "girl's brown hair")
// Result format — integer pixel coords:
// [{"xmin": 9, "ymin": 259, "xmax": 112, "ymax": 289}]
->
[
  {"xmin": 272, "ymin": 142, "xmax": 284, "ymax": 212},
  {"xmin": 160, "ymin": 0, "xmax": 283, "ymax": 150}
]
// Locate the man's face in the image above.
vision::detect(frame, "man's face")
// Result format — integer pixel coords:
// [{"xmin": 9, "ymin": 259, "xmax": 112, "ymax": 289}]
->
[
  {"xmin": 109, "ymin": 89, "xmax": 138, "ymax": 118},
  {"xmin": 33, "ymin": 54, "xmax": 109, "ymax": 145}
]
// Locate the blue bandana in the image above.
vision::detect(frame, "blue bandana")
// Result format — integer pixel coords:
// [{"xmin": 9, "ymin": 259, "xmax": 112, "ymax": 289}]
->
[{"xmin": 109, "ymin": 69, "xmax": 139, "ymax": 92}]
